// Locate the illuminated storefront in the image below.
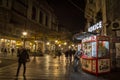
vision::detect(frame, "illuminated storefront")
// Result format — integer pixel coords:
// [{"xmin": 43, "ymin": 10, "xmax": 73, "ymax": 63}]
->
[{"xmin": 81, "ymin": 35, "xmax": 110, "ymax": 75}]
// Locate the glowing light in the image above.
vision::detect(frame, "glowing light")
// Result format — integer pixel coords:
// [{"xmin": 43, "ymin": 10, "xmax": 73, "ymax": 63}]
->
[
  {"xmin": 64, "ymin": 42, "xmax": 67, "ymax": 45},
  {"xmin": 46, "ymin": 42, "xmax": 50, "ymax": 45},
  {"xmin": 72, "ymin": 44, "xmax": 74, "ymax": 47},
  {"xmin": 22, "ymin": 31, "xmax": 27, "ymax": 36},
  {"xmin": 58, "ymin": 44, "xmax": 61, "ymax": 47},
  {"xmin": 12, "ymin": 40, "xmax": 16, "ymax": 43},
  {"xmin": 1, "ymin": 39, "xmax": 4, "ymax": 42},
  {"xmin": 55, "ymin": 40, "xmax": 58, "ymax": 43}
]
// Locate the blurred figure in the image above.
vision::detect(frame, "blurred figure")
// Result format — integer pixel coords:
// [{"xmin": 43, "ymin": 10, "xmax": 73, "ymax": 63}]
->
[
  {"xmin": 72, "ymin": 49, "xmax": 76, "ymax": 56},
  {"xmin": 16, "ymin": 48, "xmax": 30, "ymax": 77},
  {"xmin": 3, "ymin": 48, "xmax": 7, "ymax": 57},
  {"xmin": 64, "ymin": 49, "xmax": 69, "ymax": 63},
  {"xmin": 73, "ymin": 49, "xmax": 83, "ymax": 72},
  {"xmin": 11, "ymin": 48, "xmax": 15, "ymax": 56},
  {"xmin": 68, "ymin": 49, "xmax": 73, "ymax": 63},
  {"xmin": 57, "ymin": 49, "xmax": 62, "ymax": 60}
]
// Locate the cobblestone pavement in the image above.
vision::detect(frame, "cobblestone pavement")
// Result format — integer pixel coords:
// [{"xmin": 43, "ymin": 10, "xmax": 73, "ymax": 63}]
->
[{"xmin": 0, "ymin": 54, "xmax": 119, "ymax": 80}]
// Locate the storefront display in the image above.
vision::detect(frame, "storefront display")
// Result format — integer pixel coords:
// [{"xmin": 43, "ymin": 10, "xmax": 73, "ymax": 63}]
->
[{"xmin": 81, "ymin": 36, "xmax": 110, "ymax": 75}]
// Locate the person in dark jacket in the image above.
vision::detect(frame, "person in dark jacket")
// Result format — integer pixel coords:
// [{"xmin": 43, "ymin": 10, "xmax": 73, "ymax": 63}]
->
[
  {"xmin": 64, "ymin": 49, "xmax": 69, "ymax": 63},
  {"xmin": 16, "ymin": 48, "xmax": 30, "ymax": 76},
  {"xmin": 73, "ymin": 49, "xmax": 83, "ymax": 72}
]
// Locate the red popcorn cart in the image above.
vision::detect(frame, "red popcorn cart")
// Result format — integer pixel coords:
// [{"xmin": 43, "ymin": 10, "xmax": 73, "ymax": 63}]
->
[{"xmin": 81, "ymin": 35, "xmax": 110, "ymax": 76}]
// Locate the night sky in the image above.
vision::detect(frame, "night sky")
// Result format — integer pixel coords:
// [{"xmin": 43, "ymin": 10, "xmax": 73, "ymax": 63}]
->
[{"xmin": 47, "ymin": 0, "xmax": 86, "ymax": 34}]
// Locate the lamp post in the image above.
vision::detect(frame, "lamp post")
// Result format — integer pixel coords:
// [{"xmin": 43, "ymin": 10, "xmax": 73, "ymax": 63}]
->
[{"xmin": 22, "ymin": 31, "xmax": 27, "ymax": 48}]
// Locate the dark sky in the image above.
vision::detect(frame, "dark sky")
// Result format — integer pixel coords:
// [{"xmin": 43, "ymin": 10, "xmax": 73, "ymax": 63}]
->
[{"xmin": 47, "ymin": 0, "xmax": 86, "ymax": 34}]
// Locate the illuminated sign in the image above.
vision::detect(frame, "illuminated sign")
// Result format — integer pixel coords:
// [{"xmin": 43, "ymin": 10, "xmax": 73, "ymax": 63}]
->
[
  {"xmin": 88, "ymin": 21, "xmax": 102, "ymax": 32},
  {"xmin": 82, "ymin": 36, "xmax": 96, "ymax": 42}
]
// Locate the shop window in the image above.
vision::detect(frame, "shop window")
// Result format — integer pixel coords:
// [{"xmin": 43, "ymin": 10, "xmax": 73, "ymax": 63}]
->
[{"xmin": 31, "ymin": 6, "xmax": 36, "ymax": 20}]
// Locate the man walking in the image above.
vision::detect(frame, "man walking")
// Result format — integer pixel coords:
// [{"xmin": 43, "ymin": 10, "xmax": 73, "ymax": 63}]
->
[{"xmin": 16, "ymin": 48, "xmax": 30, "ymax": 77}]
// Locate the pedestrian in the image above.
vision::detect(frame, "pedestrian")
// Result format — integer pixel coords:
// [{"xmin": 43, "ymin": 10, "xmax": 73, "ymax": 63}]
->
[
  {"xmin": 57, "ymin": 49, "xmax": 62, "ymax": 60},
  {"xmin": 64, "ymin": 49, "xmax": 69, "ymax": 63},
  {"xmin": 73, "ymin": 49, "xmax": 83, "ymax": 72},
  {"xmin": 16, "ymin": 48, "xmax": 30, "ymax": 77},
  {"xmin": 11, "ymin": 48, "xmax": 15, "ymax": 56},
  {"xmin": 3, "ymin": 48, "xmax": 7, "ymax": 57},
  {"xmin": 68, "ymin": 49, "xmax": 73, "ymax": 63}
]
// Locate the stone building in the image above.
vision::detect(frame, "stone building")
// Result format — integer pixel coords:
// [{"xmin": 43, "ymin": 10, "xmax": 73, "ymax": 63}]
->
[
  {"xmin": 0, "ymin": 0, "xmax": 70, "ymax": 53},
  {"xmin": 85, "ymin": 0, "xmax": 120, "ymax": 69}
]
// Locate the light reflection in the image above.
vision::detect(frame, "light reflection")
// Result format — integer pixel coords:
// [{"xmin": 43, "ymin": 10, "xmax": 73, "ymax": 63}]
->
[
  {"xmin": 30, "ymin": 57, "xmax": 40, "ymax": 64},
  {"xmin": 45, "ymin": 55, "xmax": 50, "ymax": 70},
  {"xmin": 46, "ymin": 42, "xmax": 50, "ymax": 45}
]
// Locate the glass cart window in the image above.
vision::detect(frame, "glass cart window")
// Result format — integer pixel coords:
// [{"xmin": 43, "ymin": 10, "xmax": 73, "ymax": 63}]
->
[
  {"xmin": 98, "ymin": 41, "xmax": 109, "ymax": 58},
  {"xmin": 92, "ymin": 42, "xmax": 97, "ymax": 57},
  {"xmin": 82, "ymin": 42, "xmax": 92, "ymax": 58}
]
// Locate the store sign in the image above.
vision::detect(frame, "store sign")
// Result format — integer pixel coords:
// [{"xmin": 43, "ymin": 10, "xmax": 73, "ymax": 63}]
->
[
  {"xmin": 88, "ymin": 21, "xmax": 102, "ymax": 32},
  {"xmin": 82, "ymin": 36, "xmax": 96, "ymax": 42}
]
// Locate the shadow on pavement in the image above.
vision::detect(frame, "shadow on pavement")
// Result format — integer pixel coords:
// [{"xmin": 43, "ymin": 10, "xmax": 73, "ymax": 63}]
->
[{"xmin": 0, "ymin": 58, "xmax": 17, "ymax": 68}]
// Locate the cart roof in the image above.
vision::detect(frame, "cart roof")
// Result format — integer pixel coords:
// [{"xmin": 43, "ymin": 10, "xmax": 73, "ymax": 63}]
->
[{"xmin": 73, "ymin": 32, "xmax": 98, "ymax": 40}]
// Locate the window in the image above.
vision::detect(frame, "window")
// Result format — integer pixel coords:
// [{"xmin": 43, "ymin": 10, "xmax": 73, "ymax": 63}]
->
[
  {"xmin": 32, "ymin": 6, "xmax": 36, "ymax": 20},
  {"xmin": 82, "ymin": 42, "xmax": 92, "ymax": 58},
  {"xmin": 39, "ymin": 11, "xmax": 43, "ymax": 24},
  {"xmin": 89, "ymin": 0, "xmax": 93, "ymax": 4},
  {"xmin": 45, "ymin": 15, "xmax": 48, "ymax": 26},
  {"xmin": 0, "ymin": 0, "xmax": 2, "ymax": 5},
  {"xmin": 6, "ymin": 0, "xmax": 8, "ymax": 7},
  {"xmin": 98, "ymin": 41, "xmax": 109, "ymax": 58}
]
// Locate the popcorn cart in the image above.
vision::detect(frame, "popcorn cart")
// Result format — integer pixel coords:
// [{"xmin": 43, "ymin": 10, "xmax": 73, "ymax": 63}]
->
[{"xmin": 81, "ymin": 35, "xmax": 110, "ymax": 76}]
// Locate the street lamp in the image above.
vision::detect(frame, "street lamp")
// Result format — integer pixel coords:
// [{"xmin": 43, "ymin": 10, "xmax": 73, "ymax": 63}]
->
[{"xmin": 22, "ymin": 31, "xmax": 27, "ymax": 48}]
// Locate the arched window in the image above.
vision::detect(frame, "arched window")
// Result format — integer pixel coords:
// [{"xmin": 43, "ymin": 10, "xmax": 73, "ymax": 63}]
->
[
  {"xmin": 39, "ymin": 11, "xmax": 43, "ymax": 24},
  {"xmin": 32, "ymin": 6, "xmax": 36, "ymax": 20},
  {"xmin": 0, "ymin": 0, "xmax": 2, "ymax": 5},
  {"xmin": 45, "ymin": 15, "xmax": 48, "ymax": 26}
]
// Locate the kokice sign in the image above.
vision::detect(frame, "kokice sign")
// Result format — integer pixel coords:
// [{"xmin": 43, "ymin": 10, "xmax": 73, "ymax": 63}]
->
[{"xmin": 88, "ymin": 21, "xmax": 102, "ymax": 32}]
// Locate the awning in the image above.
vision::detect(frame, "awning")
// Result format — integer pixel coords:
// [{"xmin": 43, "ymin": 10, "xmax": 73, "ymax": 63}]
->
[{"xmin": 73, "ymin": 32, "xmax": 98, "ymax": 40}]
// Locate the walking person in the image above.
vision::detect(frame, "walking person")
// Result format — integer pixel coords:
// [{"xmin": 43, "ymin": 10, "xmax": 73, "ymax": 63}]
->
[
  {"xmin": 16, "ymin": 48, "xmax": 30, "ymax": 77},
  {"xmin": 11, "ymin": 48, "xmax": 15, "ymax": 56},
  {"xmin": 68, "ymin": 49, "xmax": 73, "ymax": 63},
  {"xmin": 3, "ymin": 48, "xmax": 7, "ymax": 57},
  {"xmin": 64, "ymin": 49, "xmax": 69, "ymax": 63},
  {"xmin": 57, "ymin": 49, "xmax": 62, "ymax": 60},
  {"xmin": 73, "ymin": 49, "xmax": 83, "ymax": 72}
]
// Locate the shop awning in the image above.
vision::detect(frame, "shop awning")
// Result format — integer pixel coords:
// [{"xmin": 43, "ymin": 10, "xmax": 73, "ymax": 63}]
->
[{"xmin": 73, "ymin": 32, "xmax": 98, "ymax": 40}]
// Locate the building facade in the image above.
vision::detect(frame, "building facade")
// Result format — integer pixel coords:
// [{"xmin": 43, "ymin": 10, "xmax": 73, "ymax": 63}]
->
[
  {"xmin": 0, "ymin": 0, "xmax": 70, "ymax": 54},
  {"xmin": 85, "ymin": 0, "xmax": 120, "ymax": 69}
]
